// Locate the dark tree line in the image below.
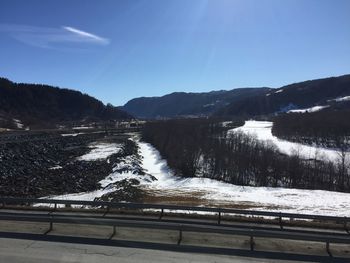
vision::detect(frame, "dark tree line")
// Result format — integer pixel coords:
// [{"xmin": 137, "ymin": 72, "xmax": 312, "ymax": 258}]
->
[
  {"xmin": 272, "ymin": 110, "xmax": 350, "ymax": 148},
  {"xmin": 142, "ymin": 119, "xmax": 350, "ymax": 192},
  {"xmin": 142, "ymin": 119, "xmax": 240, "ymax": 177}
]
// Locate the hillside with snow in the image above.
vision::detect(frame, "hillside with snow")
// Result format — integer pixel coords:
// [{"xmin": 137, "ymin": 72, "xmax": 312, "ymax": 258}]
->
[{"xmin": 215, "ymin": 74, "xmax": 350, "ymax": 117}]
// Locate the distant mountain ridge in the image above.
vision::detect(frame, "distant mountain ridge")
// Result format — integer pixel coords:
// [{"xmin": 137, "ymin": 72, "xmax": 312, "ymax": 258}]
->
[
  {"xmin": 216, "ymin": 74, "xmax": 350, "ymax": 117},
  {"xmin": 0, "ymin": 77, "xmax": 132, "ymax": 129},
  {"xmin": 2, "ymin": 74, "xmax": 349, "ymax": 129},
  {"xmin": 122, "ymin": 74, "xmax": 350, "ymax": 119},
  {"xmin": 123, "ymin": 88, "xmax": 272, "ymax": 119}
]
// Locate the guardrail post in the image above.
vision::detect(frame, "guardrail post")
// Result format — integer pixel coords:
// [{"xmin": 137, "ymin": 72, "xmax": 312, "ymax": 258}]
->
[
  {"xmin": 44, "ymin": 216, "xmax": 53, "ymax": 235},
  {"xmin": 326, "ymin": 241, "xmax": 332, "ymax": 257},
  {"xmin": 103, "ymin": 206, "xmax": 110, "ymax": 217},
  {"xmin": 50, "ymin": 203, "xmax": 57, "ymax": 213},
  {"xmin": 279, "ymin": 213, "xmax": 283, "ymax": 230},
  {"xmin": 109, "ymin": 225, "xmax": 116, "ymax": 240},
  {"xmin": 218, "ymin": 211, "xmax": 221, "ymax": 225},
  {"xmin": 177, "ymin": 227, "xmax": 183, "ymax": 245},
  {"xmin": 159, "ymin": 208, "xmax": 164, "ymax": 220},
  {"xmin": 250, "ymin": 236, "xmax": 254, "ymax": 251},
  {"xmin": 344, "ymin": 217, "xmax": 349, "ymax": 234}
]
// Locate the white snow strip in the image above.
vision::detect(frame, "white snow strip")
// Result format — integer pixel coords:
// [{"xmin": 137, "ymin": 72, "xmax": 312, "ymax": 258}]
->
[
  {"xmin": 328, "ymin": 96, "xmax": 350, "ymax": 102},
  {"xmin": 288, "ymin": 105, "xmax": 329, "ymax": 113},
  {"xmin": 279, "ymin": 103, "xmax": 298, "ymax": 113},
  {"xmin": 203, "ymin": 103, "xmax": 215, "ymax": 107},
  {"xmin": 77, "ymin": 143, "xmax": 122, "ymax": 161},
  {"xmin": 61, "ymin": 131, "xmax": 106, "ymax": 137},
  {"xmin": 274, "ymin": 89, "xmax": 283, "ymax": 94},
  {"xmin": 230, "ymin": 120, "xmax": 348, "ymax": 162},
  {"xmin": 13, "ymin": 119, "xmax": 24, "ymax": 129},
  {"xmin": 49, "ymin": 165, "xmax": 62, "ymax": 170},
  {"xmin": 61, "ymin": 133, "xmax": 80, "ymax": 137},
  {"xmin": 335, "ymin": 96, "xmax": 350, "ymax": 102},
  {"xmin": 72, "ymin": 126, "xmax": 93, "ymax": 130},
  {"xmin": 221, "ymin": 121, "xmax": 233, "ymax": 127}
]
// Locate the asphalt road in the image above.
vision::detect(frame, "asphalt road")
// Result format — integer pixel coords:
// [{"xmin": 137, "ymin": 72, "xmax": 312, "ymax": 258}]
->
[{"xmin": 0, "ymin": 237, "xmax": 309, "ymax": 263}]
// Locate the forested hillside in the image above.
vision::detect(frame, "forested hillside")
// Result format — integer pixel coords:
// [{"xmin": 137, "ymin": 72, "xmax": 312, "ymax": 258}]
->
[
  {"xmin": 0, "ymin": 77, "xmax": 132, "ymax": 129},
  {"xmin": 215, "ymin": 74, "xmax": 350, "ymax": 117},
  {"xmin": 123, "ymin": 74, "xmax": 350, "ymax": 119},
  {"xmin": 123, "ymin": 88, "xmax": 271, "ymax": 119}
]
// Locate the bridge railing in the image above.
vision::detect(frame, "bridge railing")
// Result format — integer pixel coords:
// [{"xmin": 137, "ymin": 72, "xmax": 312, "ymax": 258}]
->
[
  {"xmin": 0, "ymin": 197, "xmax": 349, "ymax": 227},
  {"xmin": 0, "ymin": 197, "xmax": 350, "ymax": 256}
]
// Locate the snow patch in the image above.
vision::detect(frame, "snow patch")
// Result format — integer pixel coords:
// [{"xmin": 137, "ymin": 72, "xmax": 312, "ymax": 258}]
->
[
  {"xmin": 13, "ymin": 119, "xmax": 24, "ymax": 129},
  {"xmin": 61, "ymin": 131, "xmax": 106, "ymax": 137},
  {"xmin": 221, "ymin": 121, "xmax": 234, "ymax": 127},
  {"xmin": 61, "ymin": 133, "xmax": 80, "ymax": 137},
  {"xmin": 288, "ymin": 105, "xmax": 329, "ymax": 113},
  {"xmin": 72, "ymin": 126, "xmax": 93, "ymax": 130},
  {"xmin": 328, "ymin": 96, "xmax": 350, "ymax": 103},
  {"xmin": 279, "ymin": 103, "xmax": 298, "ymax": 113},
  {"xmin": 49, "ymin": 165, "xmax": 62, "ymax": 170},
  {"xmin": 77, "ymin": 143, "xmax": 122, "ymax": 161}
]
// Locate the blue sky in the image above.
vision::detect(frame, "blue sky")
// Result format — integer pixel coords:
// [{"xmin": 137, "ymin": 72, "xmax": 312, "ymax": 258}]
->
[{"xmin": 1, "ymin": 0, "xmax": 350, "ymax": 106}]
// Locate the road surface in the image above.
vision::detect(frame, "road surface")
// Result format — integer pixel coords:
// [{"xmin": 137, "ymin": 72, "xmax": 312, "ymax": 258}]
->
[{"xmin": 0, "ymin": 237, "xmax": 311, "ymax": 263}]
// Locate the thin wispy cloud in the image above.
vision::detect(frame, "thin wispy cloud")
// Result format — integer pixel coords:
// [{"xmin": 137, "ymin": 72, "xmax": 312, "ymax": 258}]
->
[
  {"xmin": 62, "ymin": 26, "xmax": 109, "ymax": 45},
  {"xmin": 0, "ymin": 24, "xmax": 110, "ymax": 49}
]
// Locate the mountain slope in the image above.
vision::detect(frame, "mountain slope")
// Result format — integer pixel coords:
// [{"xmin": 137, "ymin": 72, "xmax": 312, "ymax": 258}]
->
[
  {"xmin": 123, "ymin": 74, "xmax": 350, "ymax": 119},
  {"xmin": 122, "ymin": 88, "xmax": 271, "ymax": 119},
  {"xmin": 215, "ymin": 74, "xmax": 350, "ymax": 117},
  {"xmin": 0, "ymin": 77, "xmax": 132, "ymax": 129}
]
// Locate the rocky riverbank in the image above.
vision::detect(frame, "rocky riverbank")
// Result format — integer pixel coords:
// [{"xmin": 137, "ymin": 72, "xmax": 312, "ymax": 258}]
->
[{"xmin": 0, "ymin": 131, "xmax": 140, "ymax": 198}]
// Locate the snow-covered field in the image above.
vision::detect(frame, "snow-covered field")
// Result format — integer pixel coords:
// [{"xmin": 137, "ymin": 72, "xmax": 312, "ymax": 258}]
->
[
  {"xmin": 230, "ymin": 120, "xmax": 347, "ymax": 162},
  {"xmin": 43, "ymin": 135, "xmax": 350, "ymax": 217},
  {"xmin": 137, "ymin": 141, "xmax": 350, "ymax": 216}
]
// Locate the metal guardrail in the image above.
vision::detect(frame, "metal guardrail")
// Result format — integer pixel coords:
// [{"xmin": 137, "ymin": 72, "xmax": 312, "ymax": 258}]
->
[
  {"xmin": 0, "ymin": 197, "xmax": 349, "ymax": 225},
  {"xmin": 0, "ymin": 210, "xmax": 349, "ymax": 256},
  {"xmin": 0, "ymin": 198, "xmax": 350, "ymax": 256}
]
